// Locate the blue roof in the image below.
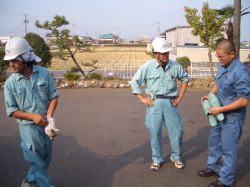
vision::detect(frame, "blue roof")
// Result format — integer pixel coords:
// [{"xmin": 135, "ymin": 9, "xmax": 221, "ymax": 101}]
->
[{"xmin": 99, "ymin": 34, "xmax": 115, "ymax": 39}]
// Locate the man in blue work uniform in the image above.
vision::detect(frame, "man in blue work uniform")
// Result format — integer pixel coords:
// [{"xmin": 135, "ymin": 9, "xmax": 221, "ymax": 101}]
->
[
  {"xmin": 130, "ymin": 37, "xmax": 189, "ymax": 171},
  {"xmin": 4, "ymin": 37, "xmax": 59, "ymax": 187},
  {"xmin": 198, "ymin": 40, "xmax": 250, "ymax": 187}
]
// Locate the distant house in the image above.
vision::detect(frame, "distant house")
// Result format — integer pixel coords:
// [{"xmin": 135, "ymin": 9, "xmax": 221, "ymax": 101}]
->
[
  {"xmin": 160, "ymin": 25, "xmax": 227, "ymax": 55},
  {"xmin": 44, "ymin": 36, "xmax": 87, "ymax": 48},
  {"xmin": 0, "ymin": 36, "xmax": 12, "ymax": 45},
  {"xmin": 81, "ymin": 36, "xmax": 95, "ymax": 44},
  {"xmin": 242, "ymin": 41, "xmax": 250, "ymax": 47},
  {"xmin": 44, "ymin": 37, "xmax": 57, "ymax": 47},
  {"xmin": 139, "ymin": 35, "xmax": 151, "ymax": 43},
  {"xmin": 99, "ymin": 34, "xmax": 118, "ymax": 44}
]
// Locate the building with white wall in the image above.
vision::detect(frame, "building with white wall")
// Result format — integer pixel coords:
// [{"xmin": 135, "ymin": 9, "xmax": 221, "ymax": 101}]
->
[
  {"xmin": 0, "ymin": 36, "xmax": 12, "ymax": 45},
  {"xmin": 160, "ymin": 25, "xmax": 227, "ymax": 55}
]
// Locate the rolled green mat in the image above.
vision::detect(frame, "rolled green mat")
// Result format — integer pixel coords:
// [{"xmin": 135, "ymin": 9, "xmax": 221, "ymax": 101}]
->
[
  {"xmin": 208, "ymin": 93, "xmax": 224, "ymax": 121},
  {"xmin": 202, "ymin": 99, "xmax": 217, "ymax": 127}
]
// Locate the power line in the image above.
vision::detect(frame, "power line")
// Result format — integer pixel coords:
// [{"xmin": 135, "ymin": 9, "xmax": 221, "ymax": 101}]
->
[
  {"xmin": 0, "ymin": 11, "xmax": 24, "ymax": 16},
  {"xmin": 177, "ymin": 0, "xmax": 192, "ymax": 26},
  {"xmin": 4, "ymin": 23, "xmax": 25, "ymax": 35},
  {"xmin": 75, "ymin": 23, "xmax": 158, "ymax": 30}
]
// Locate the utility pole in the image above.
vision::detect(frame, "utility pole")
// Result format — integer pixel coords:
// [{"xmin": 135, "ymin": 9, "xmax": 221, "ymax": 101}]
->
[
  {"xmin": 157, "ymin": 23, "xmax": 160, "ymax": 36},
  {"xmin": 24, "ymin": 13, "xmax": 29, "ymax": 35},
  {"xmin": 233, "ymin": 0, "xmax": 241, "ymax": 58}
]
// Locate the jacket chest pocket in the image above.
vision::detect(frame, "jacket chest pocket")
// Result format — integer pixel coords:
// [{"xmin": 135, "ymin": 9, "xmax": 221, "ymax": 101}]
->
[
  {"xmin": 37, "ymin": 81, "xmax": 48, "ymax": 100},
  {"xmin": 165, "ymin": 73, "xmax": 177, "ymax": 91},
  {"xmin": 219, "ymin": 77, "xmax": 235, "ymax": 98},
  {"xmin": 146, "ymin": 74, "xmax": 160, "ymax": 91}
]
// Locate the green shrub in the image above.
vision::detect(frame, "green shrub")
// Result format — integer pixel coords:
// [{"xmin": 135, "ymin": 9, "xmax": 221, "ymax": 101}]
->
[
  {"xmin": 103, "ymin": 76, "xmax": 122, "ymax": 80},
  {"xmin": 176, "ymin": 56, "xmax": 191, "ymax": 72},
  {"xmin": 70, "ymin": 66, "xmax": 79, "ymax": 73},
  {"xmin": 63, "ymin": 73, "xmax": 80, "ymax": 81},
  {"xmin": 88, "ymin": 73, "xmax": 101, "ymax": 80}
]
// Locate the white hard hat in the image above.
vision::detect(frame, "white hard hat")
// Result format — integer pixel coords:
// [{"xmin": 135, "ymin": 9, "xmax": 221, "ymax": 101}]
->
[
  {"xmin": 4, "ymin": 37, "xmax": 32, "ymax": 60},
  {"xmin": 151, "ymin": 37, "xmax": 172, "ymax": 53}
]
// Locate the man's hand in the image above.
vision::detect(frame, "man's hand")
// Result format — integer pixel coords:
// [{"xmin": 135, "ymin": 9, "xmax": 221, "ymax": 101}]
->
[
  {"xmin": 208, "ymin": 107, "xmax": 223, "ymax": 116},
  {"xmin": 32, "ymin": 114, "xmax": 48, "ymax": 126},
  {"xmin": 201, "ymin": 96, "xmax": 209, "ymax": 105},
  {"xmin": 140, "ymin": 97, "xmax": 154, "ymax": 107},
  {"xmin": 171, "ymin": 95, "xmax": 182, "ymax": 107}
]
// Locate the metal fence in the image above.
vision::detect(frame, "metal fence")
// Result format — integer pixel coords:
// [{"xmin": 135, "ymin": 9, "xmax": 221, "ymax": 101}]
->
[
  {"xmin": 78, "ymin": 61, "xmax": 248, "ymax": 80},
  {"xmin": 188, "ymin": 62, "xmax": 219, "ymax": 79},
  {"xmin": 90, "ymin": 61, "xmax": 221, "ymax": 80},
  {"xmin": 80, "ymin": 60, "xmax": 147, "ymax": 79}
]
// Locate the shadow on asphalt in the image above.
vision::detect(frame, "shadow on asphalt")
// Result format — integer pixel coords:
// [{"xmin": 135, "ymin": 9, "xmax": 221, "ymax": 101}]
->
[
  {"xmin": 1, "ymin": 89, "xmax": 249, "ymax": 187},
  {"xmin": 2, "ymin": 130, "xmax": 250, "ymax": 187}
]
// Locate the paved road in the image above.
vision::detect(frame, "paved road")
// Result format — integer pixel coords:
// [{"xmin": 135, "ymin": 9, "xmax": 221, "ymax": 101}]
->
[{"xmin": 0, "ymin": 88, "xmax": 249, "ymax": 187}]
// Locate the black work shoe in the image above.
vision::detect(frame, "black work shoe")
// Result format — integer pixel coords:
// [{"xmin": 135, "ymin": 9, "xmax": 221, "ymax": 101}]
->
[
  {"xmin": 197, "ymin": 168, "xmax": 219, "ymax": 177},
  {"xmin": 208, "ymin": 180, "xmax": 231, "ymax": 187}
]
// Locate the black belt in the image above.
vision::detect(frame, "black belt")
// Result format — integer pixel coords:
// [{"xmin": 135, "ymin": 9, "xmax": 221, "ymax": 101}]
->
[{"xmin": 155, "ymin": 95, "xmax": 171, "ymax": 99}]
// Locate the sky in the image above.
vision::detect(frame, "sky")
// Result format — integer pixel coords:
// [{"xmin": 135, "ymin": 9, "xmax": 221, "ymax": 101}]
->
[{"xmin": 0, "ymin": 0, "xmax": 249, "ymax": 42}]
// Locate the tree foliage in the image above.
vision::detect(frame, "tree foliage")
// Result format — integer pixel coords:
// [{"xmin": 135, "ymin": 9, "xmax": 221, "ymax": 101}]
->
[
  {"xmin": 24, "ymin": 33, "xmax": 52, "ymax": 68},
  {"xmin": 0, "ymin": 50, "xmax": 9, "ymax": 75},
  {"xmin": 35, "ymin": 15, "xmax": 91, "ymax": 79},
  {"xmin": 0, "ymin": 50, "xmax": 9, "ymax": 82},
  {"xmin": 215, "ymin": 5, "xmax": 250, "ymax": 42},
  {"xmin": 82, "ymin": 59, "xmax": 98, "ymax": 78},
  {"xmin": 184, "ymin": 2, "xmax": 226, "ymax": 80}
]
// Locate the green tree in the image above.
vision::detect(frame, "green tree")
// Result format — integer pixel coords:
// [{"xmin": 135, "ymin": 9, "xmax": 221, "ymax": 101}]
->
[
  {"xmin": 25, "ymin": 33, "xmax": 52, "ymax": 68},
  {"xmin": 184, "ymin": 2, "xmax": 226, "ymax": 80},
  {"xmin": 216, "ymin": 5, "xmax": 250, "ymax": 42},
  {"xmin": 0, "ymin": 50, "xmax": 9, "ymax": 75},
  {"xmin": 0, "ymin": 50, "xmax": 9, "ymax": 82},
  {"xmin": 35, "ymin": 15, "xmax": 90, "ymax": 79}
]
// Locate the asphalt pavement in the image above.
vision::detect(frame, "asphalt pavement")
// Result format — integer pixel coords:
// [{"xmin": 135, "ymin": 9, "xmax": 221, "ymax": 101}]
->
[{"xmin": 0, "ymin": 88, "xmax": 249, "ymax": 187}]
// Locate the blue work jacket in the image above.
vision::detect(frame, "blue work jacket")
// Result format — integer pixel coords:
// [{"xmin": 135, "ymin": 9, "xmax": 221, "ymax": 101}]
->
[
  {"xmin": 4, "ymin": 65, "xmax": 59, "ymax": 125},
  {"xmin": 216, "ymin": 57, "xmax": 250, "ymax": 121},
  {"xmin": 131, "ymin": 58, "xmax": 189, "ymax": 96}
]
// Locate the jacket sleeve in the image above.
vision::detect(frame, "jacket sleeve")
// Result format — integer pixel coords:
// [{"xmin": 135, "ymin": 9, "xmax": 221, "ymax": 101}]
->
[
  {"xmin": 4, "ymin": 83, "xmax": 19, "ymax": 117},
  {"xmin": 130, "ymin": 67, "xmax": 146, "ymax": 95}
]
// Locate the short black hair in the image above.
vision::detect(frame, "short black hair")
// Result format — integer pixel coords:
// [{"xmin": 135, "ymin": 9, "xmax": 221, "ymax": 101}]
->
[
  {"xmin": 25, "ymin": 60, "xmax": 37, "ymax": 67},
  {"xmin": 216, "ymin": 39, "xmax": 235, "ymax": 54}
]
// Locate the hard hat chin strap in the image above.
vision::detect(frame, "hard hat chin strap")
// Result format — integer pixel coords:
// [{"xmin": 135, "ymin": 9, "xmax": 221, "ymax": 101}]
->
[{"xmin": 156, "ymin": 53, "xmax": 160, "ymax": 63}]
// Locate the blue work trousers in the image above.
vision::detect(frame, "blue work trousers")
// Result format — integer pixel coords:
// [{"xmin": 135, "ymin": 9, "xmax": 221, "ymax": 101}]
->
[
  {"xmin": 145, "ymin": 98, "xmax": 183, "ymax": 164},
  {"xmin": 207, "ymin": 118, "xmax": 244, "ymax": 186},
  {"xmin": 20, "ymin": 123, "xmax": 55, "ymax": 187}
]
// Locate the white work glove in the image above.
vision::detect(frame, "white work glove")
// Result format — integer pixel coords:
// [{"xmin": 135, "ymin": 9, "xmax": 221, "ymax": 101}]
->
[{"xmin": 45, "ymin": 118, "xmax": 59, "ymax": 140}]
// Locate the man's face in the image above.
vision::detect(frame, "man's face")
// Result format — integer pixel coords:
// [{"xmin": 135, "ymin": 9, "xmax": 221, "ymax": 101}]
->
[
  {"xmin": 215, "ymin": 49, "xmax": 235, "ymax": 67},
  {"xmin": 156, "ymin": 52, "xmax": 169, "ymax": 65},
  {"xmin": 9, "ymin": 60, "xmax": 24, "ymax": 73}
]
